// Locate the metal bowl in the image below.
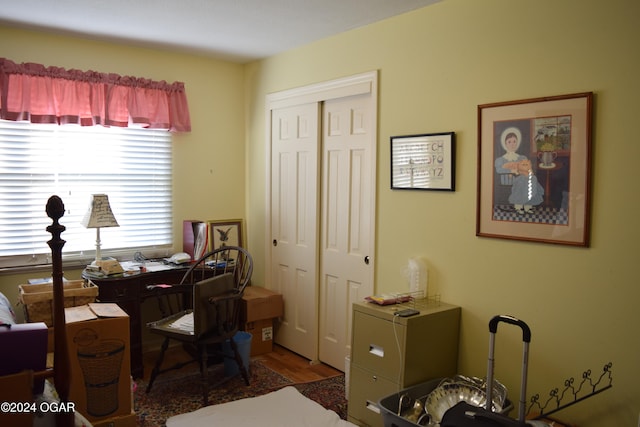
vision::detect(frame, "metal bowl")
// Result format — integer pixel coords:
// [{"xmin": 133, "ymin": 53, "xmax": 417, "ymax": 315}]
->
[
  {"xmin": 424, "ymin": 382, "xmax": 503, "ymax": 423},
  {"xmin": 438, "ymin": 375, "xmax": 507, "ymax": 408}
]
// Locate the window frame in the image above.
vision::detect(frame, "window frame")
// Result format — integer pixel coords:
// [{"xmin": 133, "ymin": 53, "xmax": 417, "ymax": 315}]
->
[{"xmin": 0, "ymin": 120, "xmax": 174, "ymax": 271}]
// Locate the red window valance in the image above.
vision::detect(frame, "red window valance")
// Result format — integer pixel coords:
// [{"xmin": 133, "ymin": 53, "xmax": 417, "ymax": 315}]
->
[{"xmin": 0, "ymin": 58, "xmax": 191, "ymax": 132}]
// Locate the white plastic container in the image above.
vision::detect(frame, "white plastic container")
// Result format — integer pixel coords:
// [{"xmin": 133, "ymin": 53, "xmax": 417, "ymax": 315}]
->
[{"xmin": 404, "ymin": 257, "xmax": 428, "ymax": 297}]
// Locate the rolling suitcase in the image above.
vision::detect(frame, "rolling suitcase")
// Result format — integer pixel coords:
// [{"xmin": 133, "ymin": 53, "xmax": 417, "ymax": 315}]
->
[{"xmin": 441, "ymin": 315, "xmax": 532, "ymax": 427}]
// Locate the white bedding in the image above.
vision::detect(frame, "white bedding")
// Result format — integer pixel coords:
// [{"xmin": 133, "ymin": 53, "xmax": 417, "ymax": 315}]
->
[{"xmin": 166, "ymin": 386, "xmax": 357, "ymax": 427}]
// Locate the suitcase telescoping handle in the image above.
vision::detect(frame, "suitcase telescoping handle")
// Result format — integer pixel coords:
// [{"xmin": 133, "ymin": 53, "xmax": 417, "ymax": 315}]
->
[
  {"xmin": 489, "ymin": 315, "xmax": 531, "ymax": 342},
  {"xmin": 486, "ymin": 315, "xmax": 531, "ymax": 423}
]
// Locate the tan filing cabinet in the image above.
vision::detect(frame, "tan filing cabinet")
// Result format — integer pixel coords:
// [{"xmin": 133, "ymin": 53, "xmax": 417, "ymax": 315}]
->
[{"xmin": 347, "ymin": 300, "xmax": 460, "ymax": 427}]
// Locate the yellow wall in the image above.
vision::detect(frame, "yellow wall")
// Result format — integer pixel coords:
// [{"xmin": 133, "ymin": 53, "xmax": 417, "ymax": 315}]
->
[
  {"xmin": 244, "ymin": 0, "xmax": 638, "ymax": 425},
  {"xmin": 0, "ymin": 25, "xmax": 246, "ymax": 225},
  {"xmin": 0, "ymin": 0, "xmax": 638, "ymax": 424},
  {"xmin": 0, "ymin": 27, "xmax": 246, "ymax": 311}
]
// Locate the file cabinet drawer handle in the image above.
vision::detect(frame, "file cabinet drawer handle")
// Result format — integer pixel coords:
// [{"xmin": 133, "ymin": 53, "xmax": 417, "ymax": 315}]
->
[
  {"xmin": 365, "ymin": 400, "xmax": 381, "ymax": 414},
  {"xmin": 369, "ymin": 344, "xmax": 384, "ymax": 357}
]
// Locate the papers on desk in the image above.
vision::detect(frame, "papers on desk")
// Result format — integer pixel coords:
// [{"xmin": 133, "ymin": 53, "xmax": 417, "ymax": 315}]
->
[
  {"xmin": 168, "ymin": 312, "xmax": 194, "ymax": 334},
  {"xmin": 120, "ymin": 261, "xmax": 174, "ymax": 273},
  {"xmin": 144, "ymin": 262, "xmax": 174, "ymax": 272}
]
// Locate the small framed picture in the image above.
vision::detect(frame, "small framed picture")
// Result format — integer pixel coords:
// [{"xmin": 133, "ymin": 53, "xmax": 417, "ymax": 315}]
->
[
  {"xmin": 476, "ymin": 92, "xmax": 593, "ymax": 246},
  {"xmin": 390, "ymin": 132, "xmax": 455, "ymax": 191},
  {"xmin": 208, "ymin": 219, "xmax": 244, "ymax": 250}
]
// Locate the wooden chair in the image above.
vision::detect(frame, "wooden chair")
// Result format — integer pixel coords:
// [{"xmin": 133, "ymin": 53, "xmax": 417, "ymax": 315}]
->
[{"xmin": 145, "ymin": 246, "xmax": 253, "ymax": 405}]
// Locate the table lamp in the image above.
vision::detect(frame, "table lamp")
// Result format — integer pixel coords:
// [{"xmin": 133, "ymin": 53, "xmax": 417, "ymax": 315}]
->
[{"xmin": 81, "ymin": 194, "xmax": 121, "ymax": 272}]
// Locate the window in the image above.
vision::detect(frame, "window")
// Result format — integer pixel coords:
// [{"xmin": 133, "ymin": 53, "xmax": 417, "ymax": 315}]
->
[{"xmin": 0, "ymin": 120, "xmax": 173, "ymax": 269}]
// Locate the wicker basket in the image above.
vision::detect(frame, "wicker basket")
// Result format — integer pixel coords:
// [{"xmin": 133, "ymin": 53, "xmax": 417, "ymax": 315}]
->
[{"xmin": 19, "ymin": 280, "xmax": 98, "ymax": 326}]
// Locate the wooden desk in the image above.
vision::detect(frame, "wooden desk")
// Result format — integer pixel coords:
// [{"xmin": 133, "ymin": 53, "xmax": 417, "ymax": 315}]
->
[{"xmin": 83, "ymin": 267, "xmax": 194, "ymax": 379}]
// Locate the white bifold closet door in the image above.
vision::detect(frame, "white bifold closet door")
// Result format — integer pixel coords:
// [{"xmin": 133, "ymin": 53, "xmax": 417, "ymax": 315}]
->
[{"xmin": 268, "ymin": 72, "xmax": 377, "ymax": 369}]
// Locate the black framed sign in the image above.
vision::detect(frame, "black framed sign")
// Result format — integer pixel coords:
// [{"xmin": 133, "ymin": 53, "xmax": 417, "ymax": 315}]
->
[{"xmin": 390, "ymin": 132, "xmax": 455, "ymax": 191}]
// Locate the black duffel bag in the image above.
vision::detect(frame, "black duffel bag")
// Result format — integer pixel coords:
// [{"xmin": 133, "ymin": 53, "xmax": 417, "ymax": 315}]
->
[{"xmin": 441, "ymin": 401, "xmax": 526, "ymax": 427}]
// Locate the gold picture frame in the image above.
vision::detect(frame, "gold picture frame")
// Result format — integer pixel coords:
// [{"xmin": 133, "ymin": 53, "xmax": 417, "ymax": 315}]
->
[
  {"xmin": 208, "ymin": 219, "xmax": 244, "ymax": 250},
  {"xmin": 476, "ymin": 92, "xmax": 593, "ymax": 246}
]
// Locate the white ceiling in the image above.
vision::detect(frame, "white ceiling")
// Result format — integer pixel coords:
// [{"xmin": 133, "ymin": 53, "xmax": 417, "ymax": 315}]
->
[{"xmin": 0, "ymin": 0, "xmax": 440, "ymax": 63}]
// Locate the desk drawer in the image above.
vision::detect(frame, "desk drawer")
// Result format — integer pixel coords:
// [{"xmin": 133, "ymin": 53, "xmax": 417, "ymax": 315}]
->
[{"xmin": 97, "ymin": 281, "xmax": 140, "ymax": 301}]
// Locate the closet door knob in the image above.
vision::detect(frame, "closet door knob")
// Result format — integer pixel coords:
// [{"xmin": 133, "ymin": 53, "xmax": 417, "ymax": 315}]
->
[
  {"xmin": 272, "ymin": 239, "xmax": 278, "ymax": 246},
  {"xmin": 364, "ymin": 255, "xmax": 370, "ymax": 265}
]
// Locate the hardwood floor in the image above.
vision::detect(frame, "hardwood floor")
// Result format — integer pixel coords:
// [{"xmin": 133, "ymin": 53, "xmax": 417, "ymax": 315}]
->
[
  {"xmin": 142, "ymin": 344, "xmax": 342, "ymax": 384},
  {"xmin": 254, "ymin": 345, "xmax": 343, "ymax": 383}
]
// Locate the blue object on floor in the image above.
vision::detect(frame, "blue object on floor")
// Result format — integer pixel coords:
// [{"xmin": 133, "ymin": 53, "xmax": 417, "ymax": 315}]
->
[{"xmin": 222, "ymin": 331, "xmax": 252, "ymax": 377}]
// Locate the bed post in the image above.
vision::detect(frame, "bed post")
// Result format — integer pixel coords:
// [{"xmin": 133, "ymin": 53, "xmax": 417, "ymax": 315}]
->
[{"xmin": 46, "ymin": 195, "xmax": 73, "ymax": 427}]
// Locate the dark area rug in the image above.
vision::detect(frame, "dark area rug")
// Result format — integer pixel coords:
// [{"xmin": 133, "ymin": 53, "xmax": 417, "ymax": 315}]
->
[
  {"xmin": 294, "ymin": 375, "xmax": 347, "ymax": 420},
  {"xmin": 134, "ymin": 360, "xmax": 346, "ymax": 426}
]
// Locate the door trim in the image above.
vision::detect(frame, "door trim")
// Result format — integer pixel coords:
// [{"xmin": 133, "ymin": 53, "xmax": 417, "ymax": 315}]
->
[{"xmin": 264, "ymin": 70, "xmax": 378, "ymax": 288}]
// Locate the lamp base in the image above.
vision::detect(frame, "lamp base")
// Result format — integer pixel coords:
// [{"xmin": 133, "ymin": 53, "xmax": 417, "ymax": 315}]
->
[{"xmin": 89, "ymin": 257, "xmax": 124, "ymax": 275}]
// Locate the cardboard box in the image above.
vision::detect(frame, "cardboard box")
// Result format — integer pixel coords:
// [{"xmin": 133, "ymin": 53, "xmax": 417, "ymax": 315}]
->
[
  {"xmin": 19, "ymin": 280, "xmax": 98, "ymax": 326},
  {"xmin": 0, "ymin": 321, "xmax": 48, "ymax": 394},
  {"xmin": 243, "ymin": 318, "xmax": 274, "ymax": 356},
  {"xmin": 0, "ymin": 371, "xmax": 34, "ymax": 427},
  {"xmin": 64, "ymin": 303, "xmax": 131, "ymax": 424},
  {"xmin": 241, "ymin": 286, "xmax": 283, "ymax": 323}
]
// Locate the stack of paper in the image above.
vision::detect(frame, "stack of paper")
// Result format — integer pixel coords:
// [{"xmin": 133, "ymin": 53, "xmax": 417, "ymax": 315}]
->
[{"xmin": 169, "ymin": 312, "xmax": 194, "ymax": 333}]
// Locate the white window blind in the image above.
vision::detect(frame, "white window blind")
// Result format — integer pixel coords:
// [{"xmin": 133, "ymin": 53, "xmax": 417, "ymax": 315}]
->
[{"xmin": 0, "ymin": 120, "xmax": 173, "ymax": 268}]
